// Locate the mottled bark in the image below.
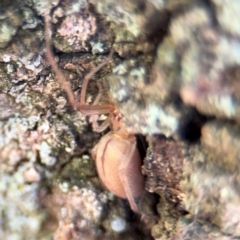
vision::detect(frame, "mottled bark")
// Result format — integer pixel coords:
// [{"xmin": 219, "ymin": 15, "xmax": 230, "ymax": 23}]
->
[{"xmin": 0, "ymin": 0, "xmax": 240, "ymax": 240}]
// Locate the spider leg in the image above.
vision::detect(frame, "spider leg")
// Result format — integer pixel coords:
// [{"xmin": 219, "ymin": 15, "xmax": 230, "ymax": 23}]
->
[
  {"xmin": 91, "ymin": 131, "xmax": 113, "ymax": 160},
  {"xmin": 119, "ymin": 139, "xmax": 144, "ymax": 213},
  {"xmin": 80, "ymin": 50, "xmax": 114, "ymax": 105},
  {"xmin": 44, "ymin": 15, "xmax": 76, "ymax": 107},
  {"xmin": 87, "ymin": 81, "xmax": 111, "ymax": 132},
  {"xmin": 93, "ymin": 81, "xmax": 104, "ymax": 105}
]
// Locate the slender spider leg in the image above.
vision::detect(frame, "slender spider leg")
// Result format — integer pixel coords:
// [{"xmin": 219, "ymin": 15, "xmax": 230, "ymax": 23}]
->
[
  {"xmin": 45, "ymin": 13, "xmax": 115, "ymax": 133},
  {"xmin": 93, "ymin": 82, "xmax": 104, "ymax": 105},
  {"xmin": 44, "ymin": 15, "xmax": 76, "ymax": 108},
  {"xmin": 78, "ymin": 49, "xmax": 115, "ymax": 118},
  {"xmin": 119, "ymin": 139, "xmax": 144, "ymax": 213},
  {"xmin": 75, "ymin": 78, "xmax": 114, "ymax": 115},
  {"xmin": 80, "ymin": 49, "xmax": 114, "ymax": 105},
  {"xmin": 90, "ymin": 82, "xmax": 110, "ymax": 132},
  {"xmin": 44, "ymin": 14, "xmax": 115, "ymax": 116}
]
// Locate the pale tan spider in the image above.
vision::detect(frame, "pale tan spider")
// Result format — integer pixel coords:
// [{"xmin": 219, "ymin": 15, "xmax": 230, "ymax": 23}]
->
[{"xmin": 44, "ymin": 15, "xmax": 144, "ymax": 212}]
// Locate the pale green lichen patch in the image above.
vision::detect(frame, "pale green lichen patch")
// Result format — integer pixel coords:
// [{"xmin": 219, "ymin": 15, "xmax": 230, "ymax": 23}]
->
[
  {"xmin": 0, "ymin": 1, "xmax": 41, "ymax": 49},
  {"xmin": 0, "ymin": 23, "xmax": 18, "ymax": 48},
  {"xmin": 212, "ymin": 0, "xmax": 240, "ymax": 36},
  {"xmin": 0, "ymin": 166, "xmax": 46, "ymax": 239},
  {"xmin": 40, "ymin": 141, "xmax": 57, "ymax": 166},
  {"xmin": 148, "ymin": 104, "xmax": 178, "ymax": 135}
]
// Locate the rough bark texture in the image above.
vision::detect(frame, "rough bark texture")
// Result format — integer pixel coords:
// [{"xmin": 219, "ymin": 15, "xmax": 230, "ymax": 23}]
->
[{"xmin": 1, "ymin": 0, "xmax": 240, "ymax": 239}]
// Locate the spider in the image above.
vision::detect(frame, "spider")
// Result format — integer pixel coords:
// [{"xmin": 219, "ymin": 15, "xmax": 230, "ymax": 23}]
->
[{"xmin": 44, "ymin": 15, "xmax": 145, "ymax": 212}]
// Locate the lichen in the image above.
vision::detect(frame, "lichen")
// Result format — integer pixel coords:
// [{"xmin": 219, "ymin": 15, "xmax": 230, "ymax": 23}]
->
[
  {"xmin": 212, "ymin": 0, "xmax": 240, "ymax": 36},
  {"xmin": 1, "ymin": 0, "xmax": 240, "ymax": 239}
]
